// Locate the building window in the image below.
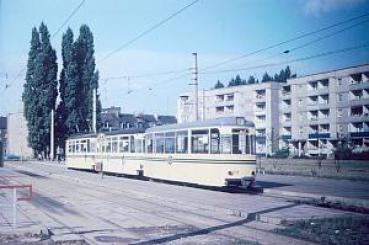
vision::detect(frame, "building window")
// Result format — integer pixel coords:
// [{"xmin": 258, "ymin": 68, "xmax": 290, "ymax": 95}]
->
[
  {"xmin": 337, "ymin": 78, "xmax": 343, "ymax": 85},
  {"xmin": 337, "ymin": 108, "xmax": 343, "ymax": 118},
  {"xmin": 216, "ymin": 106, "xmax": 224, "ymax": 113},
  {"xmin": 337, "ymin": 93, "xmax": 344, "ymax": 102}
]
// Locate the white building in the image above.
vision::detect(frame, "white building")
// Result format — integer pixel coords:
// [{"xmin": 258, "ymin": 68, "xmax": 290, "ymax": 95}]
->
[
  {"xmin": 177, "ymin": 64, "xmax": 369, "ymax": 157},
  {"xmin": 7, "ymin": 112, "xmax": 33, "ymax": 159},
  {"xmin": 285, "ymin": 64, "xmax": 369, "ymax": 157},
  {"xmin": 177, "ymin": 82, "xmax": 282, "ymax": 155}
]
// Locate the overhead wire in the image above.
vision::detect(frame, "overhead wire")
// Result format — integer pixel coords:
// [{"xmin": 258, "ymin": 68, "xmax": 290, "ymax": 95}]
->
[
  {"xmin": 115, "ymin": 14, "xmax": 369, "ymax": 95},
  {"xmin": 98, "ymin": 0, "xmax": 200, "ymax": 64},
  {"xmin": 200, "ymin": 12, "xmax": 369, "ymax": 72},
  {"xmin": 199, "ymin": 43, "xmax": 369, "ymax": 75},
  {"xmin": 5, "ymin": 0, "xmax": 87, "ymax": 91}
]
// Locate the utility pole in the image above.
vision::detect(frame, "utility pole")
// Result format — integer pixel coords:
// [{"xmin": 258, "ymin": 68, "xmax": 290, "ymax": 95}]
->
[
  {"xmin": 202, "ymin": 89, "xmax": 205, "ymax": 121},
  {"xmin": 50, "ymin": 109, "xmax": 54, "ymax": 160},
  {"xmin": 190, "ymin": 52, "xmax": 198, "ymax": 121},
  {"xmin": 92, "ymin": 88, "xmax": 97, "ymax": 133}
]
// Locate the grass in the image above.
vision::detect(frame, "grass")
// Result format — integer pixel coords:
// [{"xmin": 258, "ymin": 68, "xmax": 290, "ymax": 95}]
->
[{"xmin": 274, "ymin": 216, "xmax": 369, "ymax": 245}]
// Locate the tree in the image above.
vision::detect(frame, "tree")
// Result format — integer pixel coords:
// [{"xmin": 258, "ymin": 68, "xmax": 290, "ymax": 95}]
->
[
  {"xmin": 247, "ymin": 76, "xmax": 256, "ymax": 84},
  {"xmin": 261, "ymin": 72, "xmax": 272, "ymax": 82},
  {"xmin": 22, "ymin": 23, "xmax": 58, "ymax": 158},
  {"xmin": 228, "ymin": 74, "xmax": 244, "ymax": 87},
  {"xmin": 214, "ymin": 80, "xmax": 224, "ymax": 89},
  {"xmin": 74, "ymin": 25, "xmax": 101, "ymax": 132},
  {"xmin": 56, "ymin": 28, "xmax": 80, "ymax": 150}
]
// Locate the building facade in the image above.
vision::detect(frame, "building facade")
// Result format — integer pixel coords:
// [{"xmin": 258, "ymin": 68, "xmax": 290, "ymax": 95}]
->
[
  {"xmin": 177, "ymin": 64, "xmax": 369, "ymax": 157},
  {"xmin": 101, "ymin": 106, "xmax": 177, "ymax": 132},
  {"xmin": 0, "ymin": 117, "xmax": 7, "ymax": 156},
  {"xmin": 286, "ymin": 64, "xmax": 369, "ymax": 158},
  {"xmin": 7, "ymin": 112, "xmax": 33, "ymax": 159},
  {"xmin": 177, "ymin": 82, "xmax": 282, "ymax": 155}
]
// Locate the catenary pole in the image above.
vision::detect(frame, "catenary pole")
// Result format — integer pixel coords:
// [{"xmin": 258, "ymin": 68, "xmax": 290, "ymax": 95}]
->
[
  {"xmin": 92, "ymin": 88, "xmax": 97, "ymax": 133},
  {"xmin": 50, "ymin": 109, "xmax": 54, "ymax": 160},
  {"xmin": 192, "ymin": 53, "xmax": 198, "ymax": 121}
]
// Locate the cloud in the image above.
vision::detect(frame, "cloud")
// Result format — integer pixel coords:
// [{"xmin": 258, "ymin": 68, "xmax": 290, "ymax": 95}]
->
[{"xmin": 302, "ymin": 0, "xmax": 367, "ymax": 15}]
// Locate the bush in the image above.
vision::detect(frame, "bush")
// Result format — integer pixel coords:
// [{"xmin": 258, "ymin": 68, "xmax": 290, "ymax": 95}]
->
[
  {"xmin": 334, "ymin": 146, "xmax": 352, "ymax": 160},
  {"xmin": 272, "ymin": 148, "xmax": 289, "ymax": 159}
]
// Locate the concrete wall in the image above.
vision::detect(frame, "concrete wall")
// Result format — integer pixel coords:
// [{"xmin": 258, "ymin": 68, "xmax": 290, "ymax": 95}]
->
[
  {"xmin": 7, "ymin": 112, "xmax": 33, "ymax": 159},
  {"xmin": 257, "ymin": 158, "xmax": 369, "ymax": 181}
]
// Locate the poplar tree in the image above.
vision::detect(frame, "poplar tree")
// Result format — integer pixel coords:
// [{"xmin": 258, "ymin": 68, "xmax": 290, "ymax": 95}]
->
[
  {"xmin": 56, "ymin": 28, "xmax": 81, "ymax": 149},
  {"xmin": 75, "ymin": 25, "xmax": 101, "ymax": 132},
  {"xmin": 22, "ymin": 23, "xmax": 58, "ymax": 158}
]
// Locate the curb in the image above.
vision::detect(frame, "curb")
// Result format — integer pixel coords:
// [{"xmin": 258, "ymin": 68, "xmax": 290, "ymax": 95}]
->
[{"xmin": 263, "ymin": 189, "xmax": 369, "ymax": 212}]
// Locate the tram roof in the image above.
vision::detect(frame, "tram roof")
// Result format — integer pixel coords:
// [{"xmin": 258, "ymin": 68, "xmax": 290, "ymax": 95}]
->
[
  {"xmin": 104, "ymin": 128, "xmax": 146, "ymax": 136},
  {"xmin": 146, "ymin": 117, "xmax": 254, "ymax": 133},
  {"xmin": 68, "ymin": 128, "xmax": 146, "ymax": 139}
]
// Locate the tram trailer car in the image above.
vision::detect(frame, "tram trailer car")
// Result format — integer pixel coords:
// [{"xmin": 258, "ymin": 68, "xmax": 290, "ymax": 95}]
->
[{"xmin": 66, "ymin": 117, "xmax": 257, "ymax": 187}]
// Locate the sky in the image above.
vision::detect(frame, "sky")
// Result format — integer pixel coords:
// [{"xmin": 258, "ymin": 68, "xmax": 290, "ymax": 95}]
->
[{"xmin": 1, "ymin": 0, "xmax": 369, "ymax": 116}]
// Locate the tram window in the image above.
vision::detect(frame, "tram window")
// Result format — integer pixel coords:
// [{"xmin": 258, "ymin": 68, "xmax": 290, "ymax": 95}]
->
[
  {"xmin": 251, "ymin": 135, "xmax": 256, "ymax": 154},
  {"xmin": 165, "ymin": 132, "xmax": 175, "ymax": 154},
  {"xmin": 191, "ymin": 130, "xmax": 209, "ymax": 154},
  {"xmin": 135, "ymin": 139, "xmax": 144, "ymax": 153},
  {"xmin": 67, "ymin": 141, "xmax": 72, "ymax": 153},
  {"xmin": 232, "ymin": 129, "xmax": 247, "ymax": 154},
  {"xmin": 145, "ymin": 134, "xmax": 153, "ymax": 153},
  {"xmin": 220, "ymin": 135, "xmax": 231, "ymax": 154},
  {"xmin": 72, "ymin": 141, "xmax": 76, "ymax": 153},
  {"xmin": 130, "ymin": 136, "xmax": 135, "ymax": 153},
  {"xmin": 102, "ymin": 142, "xmax": 106, "ymax": 152},
  {"xmin": 86, "ymin": 139, "xmax": 91, "ymax": 153},
  {"xmin": 245, "ymin": 135, "xmax": 250, "ymax": 154},
  {"xmin": 210, "ymin": 129, "xmax": 220, "ymax": 154},
  {"xmin": 81, "ymin": 140, "xmax": 87, "ymax": 153},
  {"xmin": 155, "ymin": 133, "xmax": 165, "ymax": 153},
  {"xmin": 119, "ymin": 137, "xmax": 129, "ymax": 152},
  {"xmin": 76, "ymin": 140, "xmax": 80, "ymax": 153},
  {"xmin": 90, "ymin": 140, "xmax": 96, "ymax": 153},
  {"xmin": 106, "ymin": 138, "xmax": 112, "ymax": 153},
  {"xmin": 112, "ymin": 137, "xmax": 118, "ymax": 153},
  {"xmin": 176, "ymin": 131, "xmax": 188, "ymax": 153}
]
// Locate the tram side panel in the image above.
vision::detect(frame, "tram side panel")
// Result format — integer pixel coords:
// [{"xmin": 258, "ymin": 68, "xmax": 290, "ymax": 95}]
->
[{"xmin": 142, "ymin": 154, "xmax": 256, "ymax": 187}]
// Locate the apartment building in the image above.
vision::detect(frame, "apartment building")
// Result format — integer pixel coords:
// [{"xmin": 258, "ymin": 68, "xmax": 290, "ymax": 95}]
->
[
  {"xmin": 285, "ymin": 64, "xmax": 369, "ymax": 157},
  {"xmin": 177, "ymin": 82, "xmax": 281, "ymax": 155}
]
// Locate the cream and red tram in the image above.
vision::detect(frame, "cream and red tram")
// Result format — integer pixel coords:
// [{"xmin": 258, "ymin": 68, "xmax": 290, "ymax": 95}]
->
[{"xmin": 65, "ymin": 117, "xmax": 256, "ymax": 187}]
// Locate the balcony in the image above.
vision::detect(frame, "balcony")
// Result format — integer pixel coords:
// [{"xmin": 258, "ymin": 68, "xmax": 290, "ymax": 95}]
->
[
  {"xmin": 308, "ymin": 133, "xmax": 330, "ymax": 139},
  {"xmin": 350, "ymin": 131, "xmax": 369, "ymax": 138},
  {"xmin": 308, "ymin": 87, "xmax": 329, "ymax": 96},
  {"xmin": 350, "ymin": 97, "xmax": 369, "ymax": 106},
  {"xmin": 349, "ymin": 81, "xmax": 369, "ymax": 90},
  {"xmin": 281, "ymin": 134, "xmax": 292, "ymax": 140},
  {"xmin": 255, "ymin": 95, "xmax": 265, "ymax": 102},
  {"xmin": 256, "ymin": 134, "xmax": 266, "ymax": 140}
]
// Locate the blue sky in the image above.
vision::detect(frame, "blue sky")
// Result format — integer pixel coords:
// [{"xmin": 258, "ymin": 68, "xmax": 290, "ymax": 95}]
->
[{"xmin": 1, "ymin": 0, "xmax": 369, "ymax": 116}]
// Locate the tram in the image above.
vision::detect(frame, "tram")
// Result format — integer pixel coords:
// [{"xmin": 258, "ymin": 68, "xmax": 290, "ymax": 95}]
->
[{"xmin": 65, "ymin": 117, "xmax": 257, "ymax": 187}]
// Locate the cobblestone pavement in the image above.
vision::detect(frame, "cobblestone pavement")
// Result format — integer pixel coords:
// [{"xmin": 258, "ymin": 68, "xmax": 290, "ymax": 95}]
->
[{"xmin": 0, "ymin": 161, "xmax": 365, "ymax": 244}]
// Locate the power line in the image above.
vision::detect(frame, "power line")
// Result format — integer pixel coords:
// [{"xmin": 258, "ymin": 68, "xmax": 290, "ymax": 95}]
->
[
  {"xmin": 231, "ymin": 17, "xmax": 369, "ymax": 71},
  {"xmin": 201, "ymin": 12, "xmax": 369, "ymax": 72},
  {"xmin": 286, "ymin": 18, "xmax": 369, "ymax": 54},
  {"xmin": 199, "ymin": 43, "xmax": 369, "ymax": 75},
  {"xmin": 51, "ymin": 0, "xmax": 86, "ymax": 40},
  {"xmin": 98, "ymin": 0, "xmax": 200, "ymax": 64},
  {"xmin": 5, "ymin": 0, "xmax": 86, "ymax": 91},
  {"xmin": 102, "ymin": 68, "xmax": 190, "ymax": 81}
]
